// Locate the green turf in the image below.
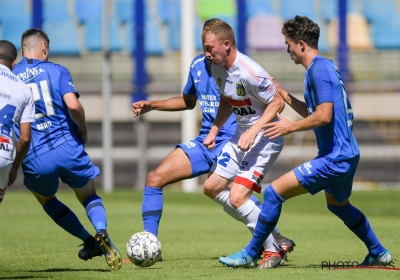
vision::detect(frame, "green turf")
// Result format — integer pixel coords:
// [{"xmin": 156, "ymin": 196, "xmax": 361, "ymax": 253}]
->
[{"xmin": 0, "ymin": 189, "xmax": 399, "ymax": 279}]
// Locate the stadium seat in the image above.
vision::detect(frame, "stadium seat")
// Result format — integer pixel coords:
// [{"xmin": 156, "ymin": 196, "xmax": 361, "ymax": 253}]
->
[
  {"xmin": 196, "ymin": 0, "xmax": 236, "ymax": 20},
  {"xmin": 314, "ymin": 19, "xmax": 331, "ymax": 53},
  {"xmin": 361, "ymin": 0, "xmax": 397, "ymax": 22},
  {"xmin": 42, "ymin": 19, "xmax": 81, "ymax": 55},
  {"xmin": 278, "ymin": 0, "xmax": 317, "ymax": 21},
  {"xmin": 320, "ymin": 0, "xmax": 357, "ymax": 22},
  {"xmin": 1, "ymin": 17, "xmax": 31, "ymax": 49},
  {"xmin": 115, "ymin": 0, "xmax": 135, "ymax": 23},
  {"xmin": 43, "ymin": 0, "xmax": 70, "ymax": 21},
  {"xmin": 369, "ymin": 17, "xmax": 400, "ymax": 49},
  {"xmin": 125, "ymin": 18, "xmax": 164, "ymax": 55},
  {"xmin": 75, "ymin": 0, "xmax": 102, "ymax": 23},
  {"xmin": 157, "ymin": 0, "xmax": 181, "ymax": 24},
  {"xmin": 327, "ymin": 13, "xmax": 373, "ymax": 50},
  {"xmin": 246, "ymin": 14, "xmax": 286, "ymax": 50},
  {"xmin": 0, "ymin": 0, "xmax": 28, "ymax": 21},
  {"xmin": 246, "ymin": 0, "xmax": 276, "ymax": 18},
  {"xmin": 83, "ymin": 16, "xmax": 122, "ymax": 52}
]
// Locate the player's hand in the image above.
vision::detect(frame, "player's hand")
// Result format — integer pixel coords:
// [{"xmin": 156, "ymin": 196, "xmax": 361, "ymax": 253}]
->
[
  {"xmin": 132, "ymin": 101, "xmax": 151, "ymax": 118},
  {"xmin": 7, "ymin": 167, "xmax": 18, "ymax": 186},
  {"xmin": 263, "ymin": 113, "xmax": 293, "ymax": 139},
  {"xmin": 203, "ymin": 133, "xmax": 217, "ymax": 150},
  {"xmin": 238, "ymin": 130, "xmax": 257, "ymax": 152}
]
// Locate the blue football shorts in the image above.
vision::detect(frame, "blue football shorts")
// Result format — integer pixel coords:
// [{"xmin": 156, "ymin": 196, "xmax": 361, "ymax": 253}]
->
[
  {"xmin": 22, "ymin": 140, "xmax": 100, "ymax": 197},
  {"xmin": 176, "ymin": 134, "xmax": 232, "ymax": 177},
  {"xmin": 293, "ymin": 155, "xmax": 360, "ymax": 204}
]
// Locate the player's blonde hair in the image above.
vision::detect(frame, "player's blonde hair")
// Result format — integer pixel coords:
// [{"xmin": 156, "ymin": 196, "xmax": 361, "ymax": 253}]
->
[{"xmin": 201, "ymin": 19, "xmax": 236, "ymax": 48}]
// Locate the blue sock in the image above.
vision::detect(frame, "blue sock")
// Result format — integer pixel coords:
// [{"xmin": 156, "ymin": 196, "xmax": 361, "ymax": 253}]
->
[
  {"xmin": 83, "ymin": 194, "xmax": 107, "ymax": 232},
  {"xmin": 327, "ymin": 203, "xmax": 385, "ymax": 256},
  {"xmin": 249, "ymin": 194, "xmax": 279, "ymax": 234},
  {"xmin": 43, "ymin": 197, "xmax": 91, "ymax": 241},
  {"xmin": 142, "ymin": 186, "xmax": 163, "ymax": 236},
  {"xmin": 245, "ymin": 185, "xmax": 284, "ymax": 258}
]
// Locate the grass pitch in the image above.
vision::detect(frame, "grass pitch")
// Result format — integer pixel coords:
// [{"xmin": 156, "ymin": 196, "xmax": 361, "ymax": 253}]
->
[{"xmin": 0, "ymin": 188, "xmax": 399, "ymax": 279}]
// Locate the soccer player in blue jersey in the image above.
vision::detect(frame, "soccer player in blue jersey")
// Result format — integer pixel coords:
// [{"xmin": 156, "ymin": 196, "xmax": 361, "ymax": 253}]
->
[
  {"xmin": 12, "ymin": 28, "xmax": 122, "ymax": 271},
  {"xmin": 132, "ymin": 18, "xmax": 294, "ymax": 260},
  {"xmin": 219, "ymin": 16, "xmax": 392, "ymax": 268}
]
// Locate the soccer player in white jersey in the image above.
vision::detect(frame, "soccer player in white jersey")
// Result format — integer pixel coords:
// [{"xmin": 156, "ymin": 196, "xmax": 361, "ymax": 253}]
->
[
  {"xmin": 0, "ymin": 40, "xmax": 34, "ymax": 203},
  {"xmin": 201, "ymin": 19, "xmax": 288, "ymax": 268}
]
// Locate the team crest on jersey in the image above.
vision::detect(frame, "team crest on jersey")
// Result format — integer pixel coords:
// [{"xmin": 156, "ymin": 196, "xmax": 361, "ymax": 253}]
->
[
  {"xmin": 217, "ymin": 77, "xmax": 222, "ymax": 87},
  {"xmin": 236, "ymin": 83, "xmax": 245, "ymax": 97}
]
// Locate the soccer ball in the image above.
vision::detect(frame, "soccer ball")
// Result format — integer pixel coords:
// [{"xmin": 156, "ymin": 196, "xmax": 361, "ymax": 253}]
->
[{"xmin": 126, "ymin": 231, "xmax": 162, "ymax": 267}]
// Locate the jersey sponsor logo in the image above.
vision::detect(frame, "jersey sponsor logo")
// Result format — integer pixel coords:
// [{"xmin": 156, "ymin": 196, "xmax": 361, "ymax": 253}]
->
[
  {"xmin": 0, "ymin": 93, "xmax": 11, "ymax": 99},
  {"xmin": 303, "ymin": 162, "xmax": 312, "ymax": 174},
  {"xmin": 0, "ymin": 136, "xmax": 10, "ymax": 144},
  {"xmin": 217, "ymin": 77, "xmax": 222, "ymax": 87},
  {"xmin": 36, "ymin": 121, "xmax": 52, "ymax": 130},
  {"xmin": 0, "ymin": 142, "xmax": 9, "ymax": 151},
  {"xmin": 236, "ymin": 83, "xmax": 246, "ymax": 97},
  {"xmin": 0, "ymin": 70, "xmax": 18, "ymax": 82},
  {"xmin": 17, "ymin": 67, "xmax": 45, "ymax": 82},
  {"xmin": 232, "ymin": 106, "xmax": 256, "ymax": 116}
]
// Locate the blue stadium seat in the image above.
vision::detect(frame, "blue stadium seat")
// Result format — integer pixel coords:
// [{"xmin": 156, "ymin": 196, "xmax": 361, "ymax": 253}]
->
[
  {"xmin": 361, "ymin": 0, "xmax": 397, "ymax": 22},
  {"xmin": 278, "ymin": 0, "xmax": 317, "ymax": 21},
  {"xmin": 115, "ymin": 0, "xmax": 135, "ymax": 23},
  {"xmin": 43, "ymin": 0, "xmax": 70, "ymax": 21},
  {"xmin": 1, "ymin": 17, "xmax": 31, "ymax": 49},
  {"xmin": 157, "ymin": 0, "xmax": 181, "ymax": 24},
  {"xmin": 75, "ymin": 0, "xmax": 102, "ymax": 23},
  {"xmin": 42, "ymin": 19, "xmax": 81, "ymax": 55},
  {"xmin": 246, "ymin": 0, "xmax": 276, "ymax": 18},
  {"xmin": 125, "ymin": 18, "xmax": 164, "ymax": 55},
  {"xmin": 83, "ymin": 16, "xmax": 122, "ymax": 52},
  {"xmin": 321, "ymin": 0, "xmax": 357, "ymax": 22},
  {"xmin": 370, "ymin": 17, "xmax": 400, "ymax": 49},
  {"xmin": 0, "ymin": 0, "xmax": 28, "ymax": 21},
  {"xmin": 314, "ymin": 19, "xmax": 330, "ymax": 53}
]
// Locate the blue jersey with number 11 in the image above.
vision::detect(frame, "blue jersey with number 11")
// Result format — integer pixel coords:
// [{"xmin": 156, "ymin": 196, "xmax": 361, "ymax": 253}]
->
[{"xmin": 13, "ymin": 57, "xmax": 80, "ymax": 162}]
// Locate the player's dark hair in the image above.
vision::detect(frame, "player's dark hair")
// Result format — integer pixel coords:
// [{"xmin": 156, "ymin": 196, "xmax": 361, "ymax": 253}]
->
[
  {"xmin": 202, "ymin": 18, "xmax": 236, "ymax": 48},
  {"xmin": 21, "ymin": 28, "xmax": 50, "ymax": 49},
  {"xmin": 0, "ymin": 40, "xmax": 17, "ymax": 63},
  {"xmin": 282, "ymin": 16, "xmax": 319, "ymax": 50}
]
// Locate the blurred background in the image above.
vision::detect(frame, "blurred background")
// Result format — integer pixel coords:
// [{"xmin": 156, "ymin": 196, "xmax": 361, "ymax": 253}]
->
[{"xmin": 1, "ymin": 0, "xmax": 399, "ymax": 191}]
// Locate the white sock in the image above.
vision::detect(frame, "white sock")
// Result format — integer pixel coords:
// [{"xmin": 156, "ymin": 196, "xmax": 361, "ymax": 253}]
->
[
  {"xmin": 213, "ymin": 189, "xmax": 245, "ymax": 223},
  {"xmin": 237, "ymin": 199, "xmax": 279, "ymax": 253}
]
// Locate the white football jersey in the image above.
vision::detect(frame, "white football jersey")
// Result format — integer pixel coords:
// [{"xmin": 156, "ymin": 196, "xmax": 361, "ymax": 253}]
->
[
  {"xmin": 211, "ymin": 51, "xmax": 277, "ymax": 134},
  {"xmin": 0, "ymin": 64, "xmax": 35, "ymax": 161}
]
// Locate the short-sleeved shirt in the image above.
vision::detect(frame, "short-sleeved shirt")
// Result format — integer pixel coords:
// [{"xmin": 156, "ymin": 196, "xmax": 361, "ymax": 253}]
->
[
  {"xmin": 183, "ymin": 54, "xmax": 236, "ymax": 138},
  {"xmin": 304, "ymin": 55, "xmax": 359, "ymax": 161},
  {"xmin": 12, "ymin": 57, "xmax": 80, "ymax": 162},
  {"xmin": 210, "ymin": 51, "xmax": 277, "ymax": 134},
  {"xmin": 0, "ymin": 64, "xmax": 35, "ymax": 161}
]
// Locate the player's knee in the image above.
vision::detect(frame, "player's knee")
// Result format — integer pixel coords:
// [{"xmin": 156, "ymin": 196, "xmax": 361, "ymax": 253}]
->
[
  {"xmin": 228, "ymin": 192, "xmax": 246, "ymax": 209},
  {"xmin": 202, "ymin": 180, "xmax": 216, "ymax": 198},
  {"xmin": 145, "ymin": 169, "xmax": 164, "ymax": 188}
]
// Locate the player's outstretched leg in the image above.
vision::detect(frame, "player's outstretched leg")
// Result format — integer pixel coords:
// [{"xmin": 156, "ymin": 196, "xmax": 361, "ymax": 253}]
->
[
  {"xmin": 78, "ymin": 238, "xmax": 103, "ymax": 261},
  {"xmin": 95, "ymin": 230, "xmax": 122, "ymax": 271},
  {"xmin": 327, "ymin": 201, "xmax": 392, "ymax": 266},
  {"xmin": 272, "ymin": 230, "xmax": 296, "ymax": 253}
]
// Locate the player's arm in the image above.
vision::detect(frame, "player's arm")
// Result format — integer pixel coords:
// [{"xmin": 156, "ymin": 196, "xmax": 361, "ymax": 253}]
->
[
  {"xmin": 8, "ymin": 123, "xmax": 31, "ymax": 186},
  {"xmin": 273, "ymin": 78, "xmax": 308, "ymax": 118},
  {"xmin": 203, "ymin": 94, "xmax": 232, "ymax": 150},
  {"xmin": 132, "ymin": 94, "xmax": 197, "ymax": 118},
  {"xmin": 63, "ymin": 92, "xmax": 88, "ymax": 144}
]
